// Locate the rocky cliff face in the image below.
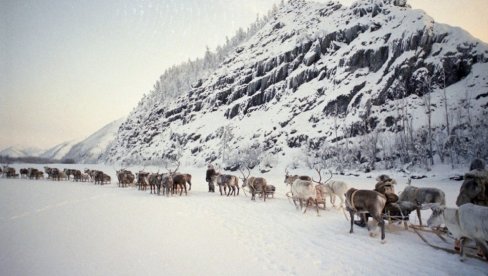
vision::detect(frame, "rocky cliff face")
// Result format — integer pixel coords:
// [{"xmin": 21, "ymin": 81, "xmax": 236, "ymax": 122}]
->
[{"xmin": 103, "ymin": 0, "xmax": 488, "ymax": 167}]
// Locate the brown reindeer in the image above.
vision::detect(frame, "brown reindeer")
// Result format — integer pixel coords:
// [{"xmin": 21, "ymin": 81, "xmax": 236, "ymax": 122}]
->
[
  {"xmin": 20, "ymin": 168, "xmax": 28, "ymax": 178},
  {"xmin": 149, "ymin": 172, "xmax": 162, "ymax": 194},
  {"xmin": 3, "ymin": 166, "xmax": 17, "ymax": 178},
  {"xmin": 160, "ymin": 173, "xmax": 173, "ymax": 196},
  {"xmin": 136, "ymin": 171, "xmax": 150, "ymax": 190},
  {"xmin": 163, "ymin": 161, "xmax": 188, "ymax": 196},
  {"xmin": 239, "ymin": 167, "xmax": 267, "ymax": 201},
  {"xmin": 284, "ymin": 168, "xmax": 312, "ymax": 185},
  {"xmin": 27, "ymin": 168, "xmax": 43, "ymax": 179},
  {"xmin": 72, "ymin": 170, "xmax": 82, "ymax": 182},
  {"xmin": 172, "ymin": 174, "xmax": 189, "ymax": 196},
  {"xmin": 64, "ymin": 169, "xmax": 75, "ymax": 180},
  {"xmin": 93, "ymin": 170, "xmax": 110, "ymax": 185},
  {"xmin": 51, "ymin": 168, "xmax": 61, "ymax": 181},
  {"xmin": 215, "ymin": 173, "xmax": 240, "ymax": 196},
  {"xmin": 345, "ymin": 188, "xmax": 387, "ymax": 242},
  {"xmin": 117, "ymin": 169, "xmax": 135, "ymax": 187}
]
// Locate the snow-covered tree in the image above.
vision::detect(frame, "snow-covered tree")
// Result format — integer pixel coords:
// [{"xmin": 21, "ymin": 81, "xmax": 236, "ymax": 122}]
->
[
  {"xmin": 226, "ymin": 142, "xmax": 263, "ymax": 170},
  {"xmin": 217, "ymin": 124, "xmax": 235, "ymax": 166},
  {"xmin": 412, "ymin": 67, "xmax": 434, "ymax": 168}
]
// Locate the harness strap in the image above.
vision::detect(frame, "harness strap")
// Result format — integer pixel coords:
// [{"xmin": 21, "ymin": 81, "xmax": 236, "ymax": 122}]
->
[
  {"xmin": 455, "ymin": 208, "xmax": 461, "ymax": 231},
  {"xmin": 413, "ymin": 186, "xmax": 420, "ymax": 204},
  {"xmin": 350, "ymin": 190, "xmax": 359, "ymax": 211}
]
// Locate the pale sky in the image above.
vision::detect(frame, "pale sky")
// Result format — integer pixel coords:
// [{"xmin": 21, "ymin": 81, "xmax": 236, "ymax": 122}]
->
[{"xmin": 1, "ymin": 0, "xmax": 487, "ymax": 150}]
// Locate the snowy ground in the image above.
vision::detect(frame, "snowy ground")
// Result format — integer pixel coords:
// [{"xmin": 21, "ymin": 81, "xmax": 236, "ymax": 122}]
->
[{"xmin": 0, "ymin": 163, "xmax": 487, "ymax": 275}]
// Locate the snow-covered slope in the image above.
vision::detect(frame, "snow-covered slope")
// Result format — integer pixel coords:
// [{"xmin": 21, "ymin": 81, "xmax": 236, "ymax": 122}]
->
[
  {"xmin": 0, "ymin": 146, "xmax": 44, "ymax": 158},
  {"xmin": 36, "ymin": 118, "xmax": 123, "ymax": 162},
  {"xmin": 40, "ymin": 140, "xmax": 80, "ymax": 160},
  {"xmin": 63, "ymin": 118, "xmax": 125, "ymax": 163},
  {"xmin": 104, "ymin": 0, "xmax": 488, "ymax": 167}
]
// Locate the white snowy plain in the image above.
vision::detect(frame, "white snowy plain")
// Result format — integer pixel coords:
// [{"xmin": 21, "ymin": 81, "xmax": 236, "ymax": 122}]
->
[{"xmin": 1, "ymin": 163, "xmax": 487, "ymax": 276}]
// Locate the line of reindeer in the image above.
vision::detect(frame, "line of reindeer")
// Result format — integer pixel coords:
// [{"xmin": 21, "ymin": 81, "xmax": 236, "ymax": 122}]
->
[
  {"xmin": 116, "ymin": 161, "xmax": 192, "ymax": 196},
  {"xmin": 1, "ymin": 165, "xmax": 110, "ymax": 184},
  {"xmin": 116, "ymin": 162, "xmax": 277, "ymax": 199},
  {"xmin": 285, "ymin": 159, "xmax": 487, "ymax": 259},
  {"xmin": 3, "ymin": 159, "xmax": 486, "ymax": 259},
  {"xmin": 285, "ymin": 168, "xmax": 445, "ymax": 243}
]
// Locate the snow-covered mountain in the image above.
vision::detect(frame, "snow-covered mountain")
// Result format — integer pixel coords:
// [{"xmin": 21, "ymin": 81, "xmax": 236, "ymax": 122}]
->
[
  {"xmin": 62, "ymin": 118, "xmax": 125, "ymax": 163},
  {"xmin": 0, "ymin": 146, "xmax": 44, "ymax": 158},
  {"xmin": 1, "ymin": 119, "xmax": 122, "ymax": 163},
  {"xmin": 40, "ymin": 140, "xmax": 80, "ymax": 160},
  {"xmin": 103, "ymin": 0, "xmax": 488, "ymax": 169}
]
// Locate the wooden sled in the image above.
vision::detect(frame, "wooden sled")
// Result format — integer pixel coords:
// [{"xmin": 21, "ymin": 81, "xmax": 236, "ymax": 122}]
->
[{"xmin": 410, "ymin": 225, "xmax": 486, "ymax": 261}]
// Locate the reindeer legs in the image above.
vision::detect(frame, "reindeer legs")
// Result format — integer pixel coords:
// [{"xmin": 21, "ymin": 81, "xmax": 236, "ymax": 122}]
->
[
  {"xmin": 416, "ymin": 207, "xmax": 423, "ymax": 226},
  {"xmin": 349, "ymin": 210, "xmax": 355, "ymax": 233},
  {"xmin": 370, "ymin": 213, "xmax": 386, "ymax": 242}
]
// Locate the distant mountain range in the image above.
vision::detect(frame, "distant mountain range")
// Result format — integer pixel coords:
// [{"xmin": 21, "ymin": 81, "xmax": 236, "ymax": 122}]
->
[
  {"xmin": 0, "ymin": 146, "xmax": 45, "ymax": 158},
  {"xmin": 0, "ymin": 118, "xmax": 124, "ymax": 163}
]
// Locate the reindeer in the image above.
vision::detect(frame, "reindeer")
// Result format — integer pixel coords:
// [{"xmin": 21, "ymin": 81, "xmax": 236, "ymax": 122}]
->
[
  {"xmin": 36, "ymin": 171, "xmax": 44, "ymax": 179},
  {"xmin": 3, "ymin": 166, "xmax": 17, "ymax": 178},
  {"xmin": 93, "ymin": 170, "xmax": 110, "ymax": 185},
  {"xmin": 427, "ymin": 203, "xmax": 488, "ymax": 261},
  {"xmin": 398, "ymin": 185, "xmax": 446, "ymax": 226},
  {"xmin": 284, "ymin": 169, "xmax": 311, "ymax": 185},
  {"xmin": 136, "ymin": 171, "xmax": 150, "ymax": 190},
  {"xmin": 172, "ymin": 174, "xmax": 189, "ymax": 196},
  {"xmin": 149, "ymin": 172, "xmax": 162, "ymax": 194},
  {"xmin": 160, "ymin": 173, "xmax": 173, "ymax": 196},
  {"xmin": 27, "ymin": 168, "xmax": 39, "ymax": 179},
  {"xmin": 239, "ymin": 167, "xmax": 267, "ymax": 201},
  {"xmin": 212, "ymin": 165, "xmax": 239, "ymax": 196},
  {"xmin": 64, "ymin": 169, "xmax": 74, "ymax": 180},
  {"xmin": 290, "ymin": 178, "xmax": 321, "ymax": 215},
  {"xmin": 311, "ymin": 168, "xmax": 348, "ymax": 208},
  {"xmin": 84, "ymin": 169, "xmax": 94, "ymax": 182},
  {"xmin": 20, "ymin": 168, "xmax": 28, "ymax": 178},
  {"xmin": 116, "ymin": 169, "xmax": 135, "ymax": 187},
  {"xmin": 176, "ymin": 173, "xmax": 192, "ymax": 192},
  {"xmin": 45, "ymin": 166, "xmax": 54, "ymax": 179},
  {"xmin": 215, "ymin": 174, "xmax": 240, "ymax": 196},
  {"xmin": 345, "ymin": 188, "xmax": 387, "ymax": 242},
  {"xmin": 28, "ymin": 168, "xmax": 44, "ymax": 180},
  {"xmin": 50, "ymin": 168, "xmax": 61, "ymax": 181},
  {"xmin": 71, "ymin": 170, "xmax": 82, "ymax": 182},
  {"xmin": 162, "ymin": 161, "xmax": 187, "ymax": 196},
  {"xmin": 80, "ymin": 173, "xmax": 90, "ymax": 182},
  {"xmin": 93, "ymin": 170, "xmax": 103, "ymax": 184}
]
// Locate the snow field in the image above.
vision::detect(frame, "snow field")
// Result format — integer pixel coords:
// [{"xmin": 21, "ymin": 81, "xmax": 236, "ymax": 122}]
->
[{"xmin": 0, "ymin": 163, "xmax": 487, "ymax": 275}]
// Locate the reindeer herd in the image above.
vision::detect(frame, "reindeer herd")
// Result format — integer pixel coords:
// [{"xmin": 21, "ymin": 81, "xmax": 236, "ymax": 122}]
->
[
  {"xmin": 282, "ymin": 161, "xmax": 488, "ymax": 262},
  {"xmin": 116, "ymin": 162, "xmax": 193, "ymax": 196},
  {"xmin": 1, "ymin": 159, "xmax": 487, "ymax": 261}
]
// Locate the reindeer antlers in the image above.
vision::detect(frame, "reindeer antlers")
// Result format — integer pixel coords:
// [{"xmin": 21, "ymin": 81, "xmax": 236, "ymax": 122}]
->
[
  {"xmin": 238, "ymin": 166, "xmax": 251, "ymax": 180},
  {"xmin": 166, "ymin": 160, "xmax": 181, "ymax": 175},
  {"xmin": 312, "ymin": 166, "xmax": 322, "ymax": 184},
  {"xmin": 312, "ymin": 166, "xmax": 333, "ymax": 184}
]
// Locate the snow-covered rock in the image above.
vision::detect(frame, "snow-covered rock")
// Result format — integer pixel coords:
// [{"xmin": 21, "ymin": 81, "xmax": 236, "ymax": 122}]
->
[{"xmin": 103, "ymin": 0, "xmax": 488, "ymax": 167}]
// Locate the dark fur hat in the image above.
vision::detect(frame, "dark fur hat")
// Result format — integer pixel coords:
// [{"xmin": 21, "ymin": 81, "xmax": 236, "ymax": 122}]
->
[
  {"xmin": 469, "ymin": 159, "xmax": 486, "ymax": 171},
  {"xmin": 376, "ymin": 174, "xmax": 396, "ymax": 184}
]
